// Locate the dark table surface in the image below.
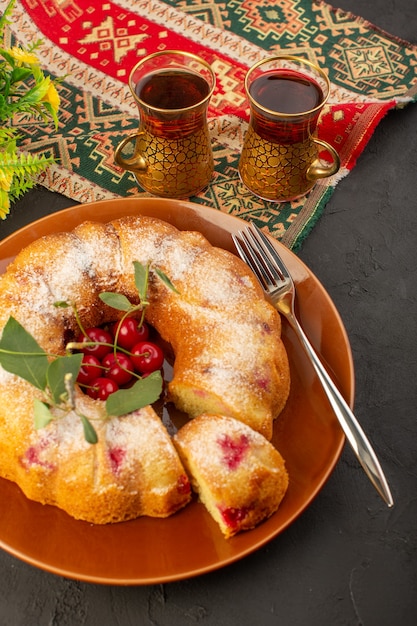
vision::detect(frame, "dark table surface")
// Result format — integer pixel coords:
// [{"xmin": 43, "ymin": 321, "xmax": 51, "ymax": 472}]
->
[{"xmin": 1, "ymin": 1, "xmax": 416, "ymax": 624}]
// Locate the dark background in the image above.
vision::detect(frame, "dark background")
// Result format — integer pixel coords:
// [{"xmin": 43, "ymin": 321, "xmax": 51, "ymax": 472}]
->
[{"xmin": 1, "ymin": 1, "xmax": 416, "ymax": 624}]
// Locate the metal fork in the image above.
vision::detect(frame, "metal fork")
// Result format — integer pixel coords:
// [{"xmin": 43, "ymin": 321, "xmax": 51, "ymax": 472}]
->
[{"xmin": 232, "ymin": 222, "xmax": 393, "ymax": 508}]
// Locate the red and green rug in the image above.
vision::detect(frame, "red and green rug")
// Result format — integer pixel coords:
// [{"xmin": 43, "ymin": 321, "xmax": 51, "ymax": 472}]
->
[{"xmin": 2, "ymin": 0, "xmax": 416, "ymax": 249}]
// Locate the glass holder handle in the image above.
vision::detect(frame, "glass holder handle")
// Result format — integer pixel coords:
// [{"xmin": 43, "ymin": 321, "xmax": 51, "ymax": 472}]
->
[
  {"xmin": 114, "ymin": 132, "xmax": 148, "ymax": 173},
  {"xmin": 307, "ymin": 138, "xmax": 340, "ymax": 181}
]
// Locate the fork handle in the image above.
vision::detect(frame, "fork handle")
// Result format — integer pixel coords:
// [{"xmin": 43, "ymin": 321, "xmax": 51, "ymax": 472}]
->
[{"xmin": 287, "ymin": 313, "xmax": 394, "ymax": 507}]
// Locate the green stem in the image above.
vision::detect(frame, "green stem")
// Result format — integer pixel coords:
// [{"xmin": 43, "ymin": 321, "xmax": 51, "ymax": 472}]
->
[
  {"xmin": 0, "ymin": 347, "xmax": 58, "ymax": 358},
  {"xmin": 72, "ymin": 302, "xmax": 87, "ymax": 338}
]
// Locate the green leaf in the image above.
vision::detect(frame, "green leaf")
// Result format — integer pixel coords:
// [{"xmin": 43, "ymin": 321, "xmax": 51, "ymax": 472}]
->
[
  {"xmin": 10, "ymin": 67, "xmax": 33, "ymax": 84},
  {"xmin": 80, "ymin": 414, "xmax": 98, "ymax": 444},
  {"xmin": 33, "ymin": 398, "xmax": 54, "ymax": 430},
  {"xmin": 53, "ymin": 300, "xmax": 70, "ymax": 308},
  {"xmin": 105, "ymin": 370, "xmax": 163, "ymax": 417},
  {"xmin": 0, "ymin": 316, "xmax": 49, "ymax": 390},
  {"xmin": 99, "ymin": 292, "xmax": 132, "ymax": 311},
  {"xmin": 47, "ymin": 353, "xmax": 83, "ymax": 405},
  {"xmin": 133, "ymin": 261, "xmax": 148, "ymax": 302},
  {"xmin": 0, "ymin": 48, "xmax": 15, "ymax": 67},
  {"xmin": 19, "ymin": 76, "xmax": 51, "ymax": 105},
  {"xmin": 0, "ymin": 1, "xmax": 17, "ymax": 35},
  {"xmin": 154, "ymin": 267, "xmax": 180, "ymax": 294}
]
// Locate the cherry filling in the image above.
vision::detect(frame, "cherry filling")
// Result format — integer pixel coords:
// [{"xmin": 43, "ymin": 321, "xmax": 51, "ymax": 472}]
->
[
  {"xmin": 20, "ymin": 442, "xmax": 56, "ymax": 471},
  {"xmin": 256, "ymin": 377, "xmax": 270, "ymax": 391},
  {"xmin": 219, "ymin": 505, "xmax": 249, "ymax": 528},
  {"xmin": 217, "ymin": 433, "xmax": 250, "ymax": 470},
  {"xmin": 177, "ymin": 474, "xmax": 191, "ymax": 495},
  {"xmin": 108, "ymin": 447, "xmax": 127, "ymax": 474}
]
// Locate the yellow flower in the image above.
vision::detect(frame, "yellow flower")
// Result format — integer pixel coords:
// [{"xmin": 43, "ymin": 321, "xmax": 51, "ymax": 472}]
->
[
  {"xmin": 42, "ymin": 81, "xmax": 60, "ymax": 113},
  {"xmin": 7, "ymin": 46, "xmax": 40, "ymax": 66},
  {"xmin": 0, "ymin": 190, "xmax": 11, "ymax": 220},
  {"xmin": 0, "ymin": 168, "xmax": 12, "ymax": 193}
]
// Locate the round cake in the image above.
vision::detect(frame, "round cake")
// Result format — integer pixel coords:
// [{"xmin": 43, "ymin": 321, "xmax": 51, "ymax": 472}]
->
[{"xmin": 0, "ymin": 215, "xmax": 290, "ymax": 525}]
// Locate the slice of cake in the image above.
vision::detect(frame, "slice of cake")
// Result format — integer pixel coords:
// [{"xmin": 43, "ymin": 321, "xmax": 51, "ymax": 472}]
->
[{"xmin": 173, "ymin": 413, "xmax": 288, "ymax": 538}]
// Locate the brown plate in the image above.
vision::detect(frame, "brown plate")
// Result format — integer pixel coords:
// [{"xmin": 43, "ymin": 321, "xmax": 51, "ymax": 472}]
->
[{"xmin": 0, "ymin": 198, "xmax": 353, "ymax": 584}]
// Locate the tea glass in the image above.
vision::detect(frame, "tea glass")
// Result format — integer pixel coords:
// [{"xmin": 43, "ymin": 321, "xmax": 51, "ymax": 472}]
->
[
  {"xmin": 238, "ymin": 55, "xmax": 340, "ymax": 203},
  {"xmin": 114, "ymin": 50, "xmax": 215, "ymax": 199}
]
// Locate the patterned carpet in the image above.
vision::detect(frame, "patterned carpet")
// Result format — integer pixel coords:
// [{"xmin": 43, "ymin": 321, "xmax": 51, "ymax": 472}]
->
[{"xmin": 2, "ymin": 0, "xmax": 416, "ymax": 249}]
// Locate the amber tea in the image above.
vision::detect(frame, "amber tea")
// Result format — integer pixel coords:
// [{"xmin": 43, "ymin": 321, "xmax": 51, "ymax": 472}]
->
[
  {"xmin": 135, "ymin": 69, "xmax": 210, "ymax": 109},
  {"xmin": 114, "ymin": 51, "xmax": 215, "ymax": 198},
  {"xmin": 249, "ymin": 69, "xmax": 325, "ymax": 143},
  {"xmin": 239, "ymin": 55, "xmax": 340, "ymax": 202},
  {"xmin": 250, "ymin": 69, "xmax": 324, "ymax": 114},
  {"xmin": 134, "ymin": 69, "xmax": 211, "ymax": 139}
]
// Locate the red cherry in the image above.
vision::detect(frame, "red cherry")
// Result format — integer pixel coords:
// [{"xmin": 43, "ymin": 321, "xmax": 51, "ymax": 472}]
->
[
  {"xmin": 102, "ymin": 352, "xmax": 119, "ymax": 369},
  {"xmin": 130, "ymin": 341, "xmax": 164, "ymax": 374},
  {"xmin": 87, "ymin": 377, "xmax": 119, "ymax": 400},
  {"xmin": 111, "ymin": 318, "xmax": 149, "ymax": 350},
  {"xmin": 77, "ymin": 327, "xmax": 113, "ymax": 360},
  {"xmin": 77, "ymin": 354, "xmax": 102, "ymax": 385},
  {"xmin": 102, "ymin": 352, "xmax": 134, "ymax": 386}
]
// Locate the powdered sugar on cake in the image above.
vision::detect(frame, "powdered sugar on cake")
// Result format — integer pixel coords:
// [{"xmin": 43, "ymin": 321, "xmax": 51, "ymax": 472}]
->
[{"xmin": 0, "ymin": 215, "xmax": 290, "ymax": 527}]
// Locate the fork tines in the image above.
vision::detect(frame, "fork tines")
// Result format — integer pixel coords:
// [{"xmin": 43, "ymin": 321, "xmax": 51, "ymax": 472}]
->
[{"xmin": 232, "ymin": 223, "xmax": 286, "ymax": 290}]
